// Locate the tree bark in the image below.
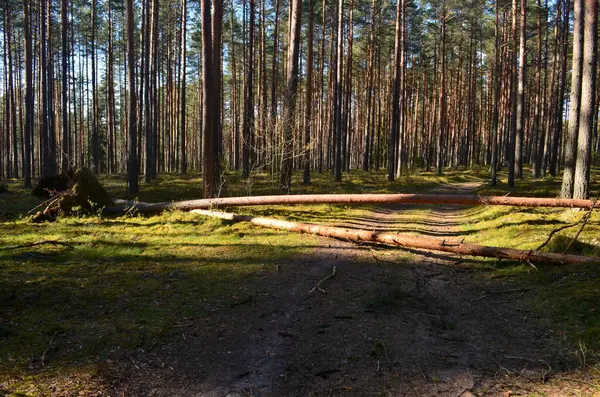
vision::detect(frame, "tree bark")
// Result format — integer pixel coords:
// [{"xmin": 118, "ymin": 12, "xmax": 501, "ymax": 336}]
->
[
  {"xmin": 389, "ymin": 0, "xmax": 403, "ymax": 181},
  {"xmin": 436, "ymin": 6, "xmax": 447, "ymax": 176},
  {"xmin": 303, "ymin": 0, "xmax": 314, "ymax": 185},
  {"xmin": 61, "ymin": 0, "xmax": 69, "ymax": 172},
  {"xmin": 127, "ymin": 0, "xmax": 138, "ymax": 194},
  {"xmin": 23, "ymin": 0, "xmax": 33, "ymax": 187},
  {"xmin": 280, "ymin": 0, "xmax": 302, "ymax": 190},
  {"xmin": 333, "ymin": 0, "xmax": 344, "ymax": 182},
  {"xmin": 180, "ymin": 0, "xmax": 188, "ymax": 174},
  {"xmin": 490, "ymin": 0, "xmax": 501, "ymax": 186},
  {"xmin": 550, "ymin": 0, "xmax": 570, "ymax": 176},
  {"xmin": 363, "ymin": 0, "xmax": 377, "ymax": 172},
  {"xmin": 514, "ymin": 0, "xmax": 526, "ymax": 179},
  {"xmin": 242, "ymin": 0, "xmax": 255, "ymax": 179},
  {"xmin": 212, "ymin": 0, "xmax": 223, "ymax": 179},
  {"xmin": 573, "ymin": 0, "xmax": 598, "ymax": 199},
  {"xmin": 507, "ymin": 0, "xmax": 518, "ymax": 187},
  {"xmin": 201, "ymin": 0, "xmax": 217, "ymax": 197},
  {"xmin": 532, "ymin": 0, "xmax": 543, "ymax": 178},
  {"xmin": 91, "ymin": 0, "xmax": 99, "ymax": 174},
  {"xmin": 561, "ymin": 0, "xmax": 584, "ymax": 198}
]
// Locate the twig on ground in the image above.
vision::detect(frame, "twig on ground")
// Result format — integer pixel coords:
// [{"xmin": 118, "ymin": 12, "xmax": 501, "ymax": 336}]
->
[
  {"xmin": 371, "ymin": 254, "xmax": 398, "ymax": 266},
  {"xmin": 313, "ymin": 344, "xmax": 327, "ymax": 352},
  {"xmin": 0, "ymin": 240, "xmax": 75, "ymax": 251},
  {"xmin": 173, "ymin": 322, "xmax": 194, "ymax": 328},
  {"xmin": 483, "ymin": 300, "xmax": 509, "ymax": 323},
  {"xmin": 537, "ymin": 222, "xmax": 581, "ymax": 251},
  {"xmin": 554, "ymin": 377, "xmax": 600, "ymax": 390},
  {"xmin": 40, "ymin": 331, "xmax": 58, "ymax": 367},
  {"xmin": 488, "ymin": 288, "xmax": 530, "ymax": 295},
  {"xmin": 308, "ymin": 266, "xmax": 337, "ymax": 294},
  {"xmin": 27, "ymin": 195, "xmax": 62, "ymax": 215},
  {"xmin": 537, "ymin": 194, "xmax": 598, "ymax": 252},
  {"xmin": 416, "ymin": 363, "xmax": 427, "ymax": 380},
  {"xmin": 563, "ymin": 195, "xmax": 599, "ymax": 254}
]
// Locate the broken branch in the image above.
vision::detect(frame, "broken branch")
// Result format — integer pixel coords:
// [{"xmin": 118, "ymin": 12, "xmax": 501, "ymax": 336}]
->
[
  {"xmin": 0, "ymin": 240, "xmax": 75, "ymax": 251},
  {"xmin": 308, "ymin": 266, "xmax": 338, "ymax": 294}
]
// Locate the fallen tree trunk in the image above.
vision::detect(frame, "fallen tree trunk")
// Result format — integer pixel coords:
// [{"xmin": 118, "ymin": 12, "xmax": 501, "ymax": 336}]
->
[
  {"xmin": 191, "ymin": 209, "xmax": 600, "ymax": 266},
  {"xmin": 105, "ymin": 193, "xmax": 598, "ymax": 214}
]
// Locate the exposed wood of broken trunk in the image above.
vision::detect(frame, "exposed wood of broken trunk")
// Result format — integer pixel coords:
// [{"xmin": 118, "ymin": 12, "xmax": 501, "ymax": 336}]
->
[
  {"xmin": 190, "ymin": 210, "xmax": 599, "ymax": 265},
  {"xmin": 106, "ymin": 193, "xmax": 599, "ymax": 214}
]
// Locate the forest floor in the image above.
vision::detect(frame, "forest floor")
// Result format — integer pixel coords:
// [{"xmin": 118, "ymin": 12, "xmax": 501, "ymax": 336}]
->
[{"xmin": 1, "ymin": 168, "xmax": 600, "ymax": 396}]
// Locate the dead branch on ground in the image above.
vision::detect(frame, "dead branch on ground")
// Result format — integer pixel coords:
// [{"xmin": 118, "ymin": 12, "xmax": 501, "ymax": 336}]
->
[
  {"xmin": 308, "ymin": 266, "xmax": 338, "ymax": 294},
  {"xmin": 0, "ymin": 240, "xmax": 75, "ymax": 251}
]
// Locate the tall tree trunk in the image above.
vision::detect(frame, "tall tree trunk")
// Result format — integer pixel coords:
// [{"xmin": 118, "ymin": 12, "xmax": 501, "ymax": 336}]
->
[
  {"xmin": 436, "ymin": 6, "xmax": 447, "ymax": 176},
  {"xmin": 561, "ymin": 0, "xmax": 584, "ymax": 198},
  {"xmin": 91, "ymin": 0, "xmax": 99, "ymax": 173},
  {"xmin": 490, "ymin": 0, "xmax": 501, "ymax": 186},
  {"xmin": 230, "ymin": 4, "xmax": 240, "ymax": 171},
  {"xmin": 515, "ymin": 0, "xmax": 526, "ymax": 179},
  {"xmin": 242, "ymin": 0, "xmax": 255, "ymax": 179},
  {"xmin": 150, "ymin": 0, "xmax": 159, "ymax": 179},
  {"xmin": 303, "ymin": 0, "xmax": 314, "ymax": 184},
  {"xmin": 507, "ymin": 0, "xmax": 518, "ymax": 187},
  {"xmin": 573, "ymin": 0, "xmax": 598, "ymax": 198},
  {"xmin": 3, "ymin": 23, "xmax": 9, "ymax": 179},
  {"xmin": 550, "ymin": 0, "xmax": 570, "ymax": 176},
  {"xmin": 389, "ymin": 0, "xmax": 403, "ymax": 181},
  {"xmin": 342, "ymin": 0, "xmax": 354, "ymax": 173},
  {"xmin": 5, "ymin": 8, "xmax": 19, "ymax": 178},
  {"xmin": 333, "ymin": 0, "xmax": 343, "ymax": 181},
  {"xmin": 180, "ymin": 0, "xmax": 188, "ymax": 174},
  {"xmin": 396, "ymin": 0, "xmax": 406, "ymax": 177},
  {"xmin": 24, "ymin": 0, "xmax": 33, "ymax": 187},
  {"xmin": 107, "ymin": 3, "xmax": 117, "ymax": 174},
  {"xmin": 61, "ymin": 0, "xmax": 69, "ymax": 172},
  {"xmin": 201, "ymin": 0, "xmax": 216, "ymax": 196},
  {"xmin": 280, "ymin": 0, "xmax": 302, "ymax": 189},
  {"xmin": 363, "ymin": 0, "xmax": 376, "ymax": 171},
  {"xmin": 532, "ymin": 0, "xmax": 543, "ymax": 178},
  {"xmin": 269, "ymin": 0, "xmax": 280, "ymax": 174},
  {"xmin": 127, "ymin": 0, "xmax": 138, "ymax": 194},
  {"xmin": 212, "ymin": 0, "xmax": 223, "ymax": 180}
]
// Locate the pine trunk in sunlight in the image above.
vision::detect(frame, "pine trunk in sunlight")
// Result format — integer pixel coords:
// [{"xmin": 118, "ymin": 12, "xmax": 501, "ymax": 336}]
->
[
  {"xmin": 573, "ymin": 0, "xmax": 598, "ymax": 199},
  {"xmin": 201, "ymin": 0, "xmax": 216, "ymax": 197},
  {"xmin": 280, "ymin": 0, "xmax": 302, "ymax": 190},
  {"xmin": 127, "ymin": 0, "xmax": 138, "ymax": 195},
  {"xmin": 561, "ymin": 0, "xmax": 584, "ymax": 198}
]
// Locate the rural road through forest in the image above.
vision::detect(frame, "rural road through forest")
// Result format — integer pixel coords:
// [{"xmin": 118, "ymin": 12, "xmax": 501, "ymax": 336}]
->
[{"xmin": 117, "ymin": 182, "xmax": 589, "ymax": 397}]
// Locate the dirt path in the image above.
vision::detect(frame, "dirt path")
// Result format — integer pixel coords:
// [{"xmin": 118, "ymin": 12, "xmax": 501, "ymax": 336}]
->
[{"xmin": 116, "ymin": 183, "xmax": 588, "ymax": 397}]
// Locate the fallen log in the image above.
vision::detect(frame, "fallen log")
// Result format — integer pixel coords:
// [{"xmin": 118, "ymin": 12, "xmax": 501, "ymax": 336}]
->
[
  {"xmin": 105, "ymin": 193, "xmax": 598, "ymax": 215},
  {"xmin": 191, "ymin": 209, "xmax": 600, "ymax": 266}
]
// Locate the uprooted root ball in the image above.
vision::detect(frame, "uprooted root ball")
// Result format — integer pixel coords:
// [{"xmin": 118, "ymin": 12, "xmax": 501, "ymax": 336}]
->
[{"xmin": 32, "ymin": 169, "xmax": 113, "ymax": 222}]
